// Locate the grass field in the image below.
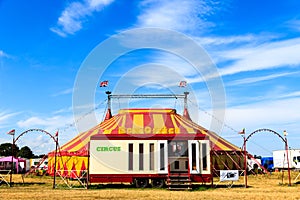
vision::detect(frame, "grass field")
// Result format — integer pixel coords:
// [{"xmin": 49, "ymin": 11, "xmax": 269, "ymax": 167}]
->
[{"xmin": 1, "ymin": 172, "xmax": 300, "ymax": 200}]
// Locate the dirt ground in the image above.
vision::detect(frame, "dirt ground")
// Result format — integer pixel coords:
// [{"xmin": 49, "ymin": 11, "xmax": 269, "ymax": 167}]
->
[{"xmin": 0, "ymin": 171, "xmax": 300, "ymax": 200}]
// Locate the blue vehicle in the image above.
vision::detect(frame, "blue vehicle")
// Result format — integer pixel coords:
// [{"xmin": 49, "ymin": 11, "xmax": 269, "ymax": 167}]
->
[{"xmin": 261, "ymin": 157, "xmax": 274, "ymax": 172}]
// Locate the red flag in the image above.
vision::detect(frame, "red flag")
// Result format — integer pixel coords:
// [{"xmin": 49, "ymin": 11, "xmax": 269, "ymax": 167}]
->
[
  {"xmin": 55, "ymin": 130, "xmax": 59, "ymax": 137},
  {"xmin": 100, "ymin": 80, "xmax": 108, "ymax": 87},
  {"xmin": 239, "ymin": 128, "xmax": 245, "ymax": 134},
  {"xmin": 178, "ymin": 81, "xmax": 187, "ymax": 87},
  {"xmin": 7, "ymin": 129, "xmax": 15, "ymax": 135}
]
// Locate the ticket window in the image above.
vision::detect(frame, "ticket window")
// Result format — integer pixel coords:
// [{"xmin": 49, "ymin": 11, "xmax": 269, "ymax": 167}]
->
[{"xmin": 169, "ymin": 141, "xmax": 188, "ymax": 157}]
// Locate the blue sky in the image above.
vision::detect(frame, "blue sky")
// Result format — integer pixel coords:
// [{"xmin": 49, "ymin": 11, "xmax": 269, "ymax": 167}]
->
[{"xmin": 0, "ymin": 0, "xmax": 300, "ymax": 156}]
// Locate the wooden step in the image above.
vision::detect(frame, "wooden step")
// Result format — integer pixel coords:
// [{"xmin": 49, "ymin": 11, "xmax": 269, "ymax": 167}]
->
[{"xmin": 167, "ymin": 174, "xmax": 192, "ymax": 190}]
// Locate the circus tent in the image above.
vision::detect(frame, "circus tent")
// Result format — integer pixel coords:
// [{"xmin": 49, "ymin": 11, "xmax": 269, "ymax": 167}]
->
[{"xmin": 48, "ymin": 108, "xmax": 243, "ymax": 177}]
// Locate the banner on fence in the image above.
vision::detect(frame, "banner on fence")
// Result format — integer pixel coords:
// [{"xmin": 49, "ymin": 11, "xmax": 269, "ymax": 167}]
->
[{"xmin": 220, "ymin": 170, "xmax": 239, "ymax": 181}]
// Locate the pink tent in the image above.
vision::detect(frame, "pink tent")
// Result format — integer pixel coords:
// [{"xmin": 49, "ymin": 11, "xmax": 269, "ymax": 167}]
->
[{"xmin": 0, "ymin": 156, "xmax": 26, "ymax": 173}]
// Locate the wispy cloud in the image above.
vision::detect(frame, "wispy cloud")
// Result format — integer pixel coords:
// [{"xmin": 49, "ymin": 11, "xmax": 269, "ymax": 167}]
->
[
  {"xmin": 136, "ymin": 0, "xmax": 217, "ymax": 33},
  {"xmin": 0, "ymin": 50, "xmax": 8, "ymax": 58},
  {"xmin": 279, "ymin": 91, "xmax": 300, "ymax": 99},
  {"xmin": 228, "ymin": 71, "xmax": 299, "ymax": 86},
  {"xmin": 52, "ymin": 107, "xmax": 72, "ymax": 115},
  {"xmin": 50, "ymin": 0, "xmax": 115, "ymax": 37},
  {"xmin": 51, "ymin": 88, "xmax": 74, "ymax": 97},
  {"xmin": 224, "ymin": 97, "xmax": 300, "ymax": 145},
  {"xmin": 218, "ymin": 37, "xmax": 300, "ymax": 76},
  {"xmin": 196, "ymin": 33, "xmax": 280, "ymax": 47},
  {"xmin": 285, "ymin": 19, "xmax": 300, "ymax": 32},
  {"xmin": 16, "ymin": 114, "xmax": 76, "ymax": 144},
  {"xmin": 16, "ymin": 114, "xmax": 76, "ymax": 132},
  {"xmin": 0, "ymin": 111, "xmax": 20, "ymax": 127},
  {"xmin": 0, "ymin": 50, "xmax": 11, "ymax": 59}
]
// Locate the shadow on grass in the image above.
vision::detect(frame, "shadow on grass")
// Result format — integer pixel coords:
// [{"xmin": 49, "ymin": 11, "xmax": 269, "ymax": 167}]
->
[
  {"xmin": 87, "ymin": 183, "xmax": 249, "ymax": 191},
  {"xmin": 89, "ymin": 183, "xmax": 136, "ymax": 190},
  {"xmin": 0, "ymin": 182, "xmax": 46, "ymax": 187}
]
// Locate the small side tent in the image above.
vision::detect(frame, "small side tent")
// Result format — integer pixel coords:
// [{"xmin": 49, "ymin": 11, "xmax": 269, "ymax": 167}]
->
[
  {"xmin": 0, "ymin": 156, "xmax": 26, "ymax": 174},
  {"xmin": 48, "ymin": 108, "xmax": 244, "ymax": 178}
]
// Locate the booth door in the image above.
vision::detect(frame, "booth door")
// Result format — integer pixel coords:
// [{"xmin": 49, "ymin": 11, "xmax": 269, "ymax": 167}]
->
[
  {"xmin": 188, "ymin": 140, "xmax": 200, "ymax": 174},
  {"xmin": 157, "ymin": 140, "xmax": 168, "ymax": 174}
]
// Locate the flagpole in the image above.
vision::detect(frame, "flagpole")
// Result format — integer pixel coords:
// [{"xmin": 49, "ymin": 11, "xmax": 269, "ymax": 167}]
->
[
  {"xmin": 53, "ymin": 131, "xmax": 58, "ymax": 189},
  {"xmin": 243, "ymin": 132, "xmax": 247, "ymax": 188},
  {"xmin": 10, "ymin": 132, "xmax": 15, "ymax": 187},
  {"xmin": 283, "ymin": 130, "xmax": 291, "ymax": 186},
  {"xmin": 239, "ymin": 128, "xmax": 247, "ymax": 188}
]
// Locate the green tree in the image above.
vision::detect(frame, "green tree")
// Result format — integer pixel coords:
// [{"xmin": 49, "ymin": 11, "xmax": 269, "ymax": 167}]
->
[
  {"xmin": 0, "ymin": 143, "xmax": 20, "ymax": 157},
  {"xmin": 18, "ymin": 146, "xmax": 34, "ymax": 158}
]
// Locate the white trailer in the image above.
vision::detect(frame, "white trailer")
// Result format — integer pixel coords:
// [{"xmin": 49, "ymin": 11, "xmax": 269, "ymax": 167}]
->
[
  {"xmin": 273, "ymin": 149, "xmax": 300, "ymax": 169},
  {"xmin": 89, "ymin": 134, "xmax": 211, "ymax": 188}
]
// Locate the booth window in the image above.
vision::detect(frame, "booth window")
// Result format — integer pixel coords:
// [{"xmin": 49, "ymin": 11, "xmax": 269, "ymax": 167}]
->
[
  {"xmin": 149, "ymin": 143, "xmax": 154, "ymax": 171},
  {"xmin": 202, "ymin": 143, "xmax": 207, "ymax": 170},
  {"xmin": 139, "ymin": 143, "xmax": 144, "ymax": 170},
  {"xmin": 160, "ymin": 143, "xmax": 165, "ymax": 170},
  {"xmin": 192, "ymin": 143, "xmax": 197, "ymax": 170},
  {"xmin": 128, "ymin": 143, "xmax": 133, "ymax": 170}
]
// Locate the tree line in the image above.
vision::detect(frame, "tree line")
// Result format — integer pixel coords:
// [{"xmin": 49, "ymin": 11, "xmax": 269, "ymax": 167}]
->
[{"xmin": 0, "ymin": 143, "xmax": 45, "ymax": 159}]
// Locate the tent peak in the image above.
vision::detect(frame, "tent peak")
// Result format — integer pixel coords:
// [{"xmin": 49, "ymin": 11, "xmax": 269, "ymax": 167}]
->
[{"xmin": 104, "ymin": 108, "xmax": 112, "ymax": 121}]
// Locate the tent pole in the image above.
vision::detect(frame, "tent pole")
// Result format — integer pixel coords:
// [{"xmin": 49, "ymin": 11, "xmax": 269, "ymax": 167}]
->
[
  {"xmin": 210, "ymin": 150, "xmax": 214, "ymax": 188},
  {"xmin": 106, "ymin": 91, "xmax": 112, "ymax": 110},
  {"xmin": 53, "ymin": 135, "xmax": 58, "ymax": 189},
  {"xmin": 87, "ymin": 142, "xmax": 90, "ymax": 189}
]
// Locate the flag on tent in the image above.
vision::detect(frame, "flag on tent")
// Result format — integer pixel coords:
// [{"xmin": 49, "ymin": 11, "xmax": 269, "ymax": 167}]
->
[
  {"xmin": 238, "ymin": 128, "xmax": 245, "ymax": 134},
  {"xmin": 55, "ymin": 130, "xmax": 59, "ymax": 137},
  {"xmin": 178, "ymin": 81, "xmax": 187, "ymax": 87},
  {"xmin": 100, "ymin": 80, "xmax": 108, "ymax": 87},
  {"xmin": 7, "ymin": 129, "xmax": 15, "ymax": 135}
]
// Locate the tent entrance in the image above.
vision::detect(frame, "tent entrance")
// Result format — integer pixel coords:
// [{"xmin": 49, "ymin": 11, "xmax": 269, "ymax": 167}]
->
[{"xmin": 168, "ymin": 141, "xmax": 188, "ymax": 173}]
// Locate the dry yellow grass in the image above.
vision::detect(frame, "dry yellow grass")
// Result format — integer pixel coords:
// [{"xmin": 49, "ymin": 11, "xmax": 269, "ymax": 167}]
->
[{"xmin": 1, "ymin": 172, "xmax": 300, "ymax": 200}]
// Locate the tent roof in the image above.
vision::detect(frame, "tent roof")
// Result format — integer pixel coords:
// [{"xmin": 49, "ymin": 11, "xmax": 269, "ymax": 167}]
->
[{"xmin": 52, "ymin": 108, "xmax": 240, "ymax": 156}]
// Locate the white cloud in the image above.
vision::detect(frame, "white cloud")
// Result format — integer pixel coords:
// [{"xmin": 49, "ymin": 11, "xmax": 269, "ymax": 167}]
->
[
  {"xmin": 16, "ymin": 114, "xmax": 77, "ymax": 153},
  {"xmin": 218, "ymin": 37, "xmax": 300, "ymax": 76},
  {"xmin": 228, "ymin": 71, "xmax": 299, "ymax": 86},
  {"xmin": 279, "ymin": 91, "xmax": 300, "ymax": 99},
  {"xmin": 225, "ymin": 98, "xmax": 300, "ymax": 127},
  {"xmin": 285, "ymin": 19, "xmax": 300, "ymax": 32},
  {"xmin": 51, "ymin": 0, "xmax": 114, "ymax": 37},
  {"xmin": 0, "ymin": 111, "xmax": 20, "ymax": 128},
  {"xmin": 16, "ymin": 115, "xmax": 75, "ymax": 136},
  {"xmin": 223, "ymin": 97, "xmax": 300, "ymax": 154},
  {"xmin": 137, "ymin": 0, "xmax": 215, "ymax": 33},
  {"xmin": 0, "ymin": 50, "xmax": 11, "ymax": 58},
  {"xmin": 51, "ymin": 88, "xmax": 74, "ymax": 97},
  {"xmin": 196, "ymin": 33, "xmax": 280, "ymax": 47}
]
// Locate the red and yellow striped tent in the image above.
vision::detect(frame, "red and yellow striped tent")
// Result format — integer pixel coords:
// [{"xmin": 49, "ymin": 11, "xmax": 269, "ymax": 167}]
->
[{"xmin": 48, "ymin": 108, "xmax": 241, "ymax": 176}]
